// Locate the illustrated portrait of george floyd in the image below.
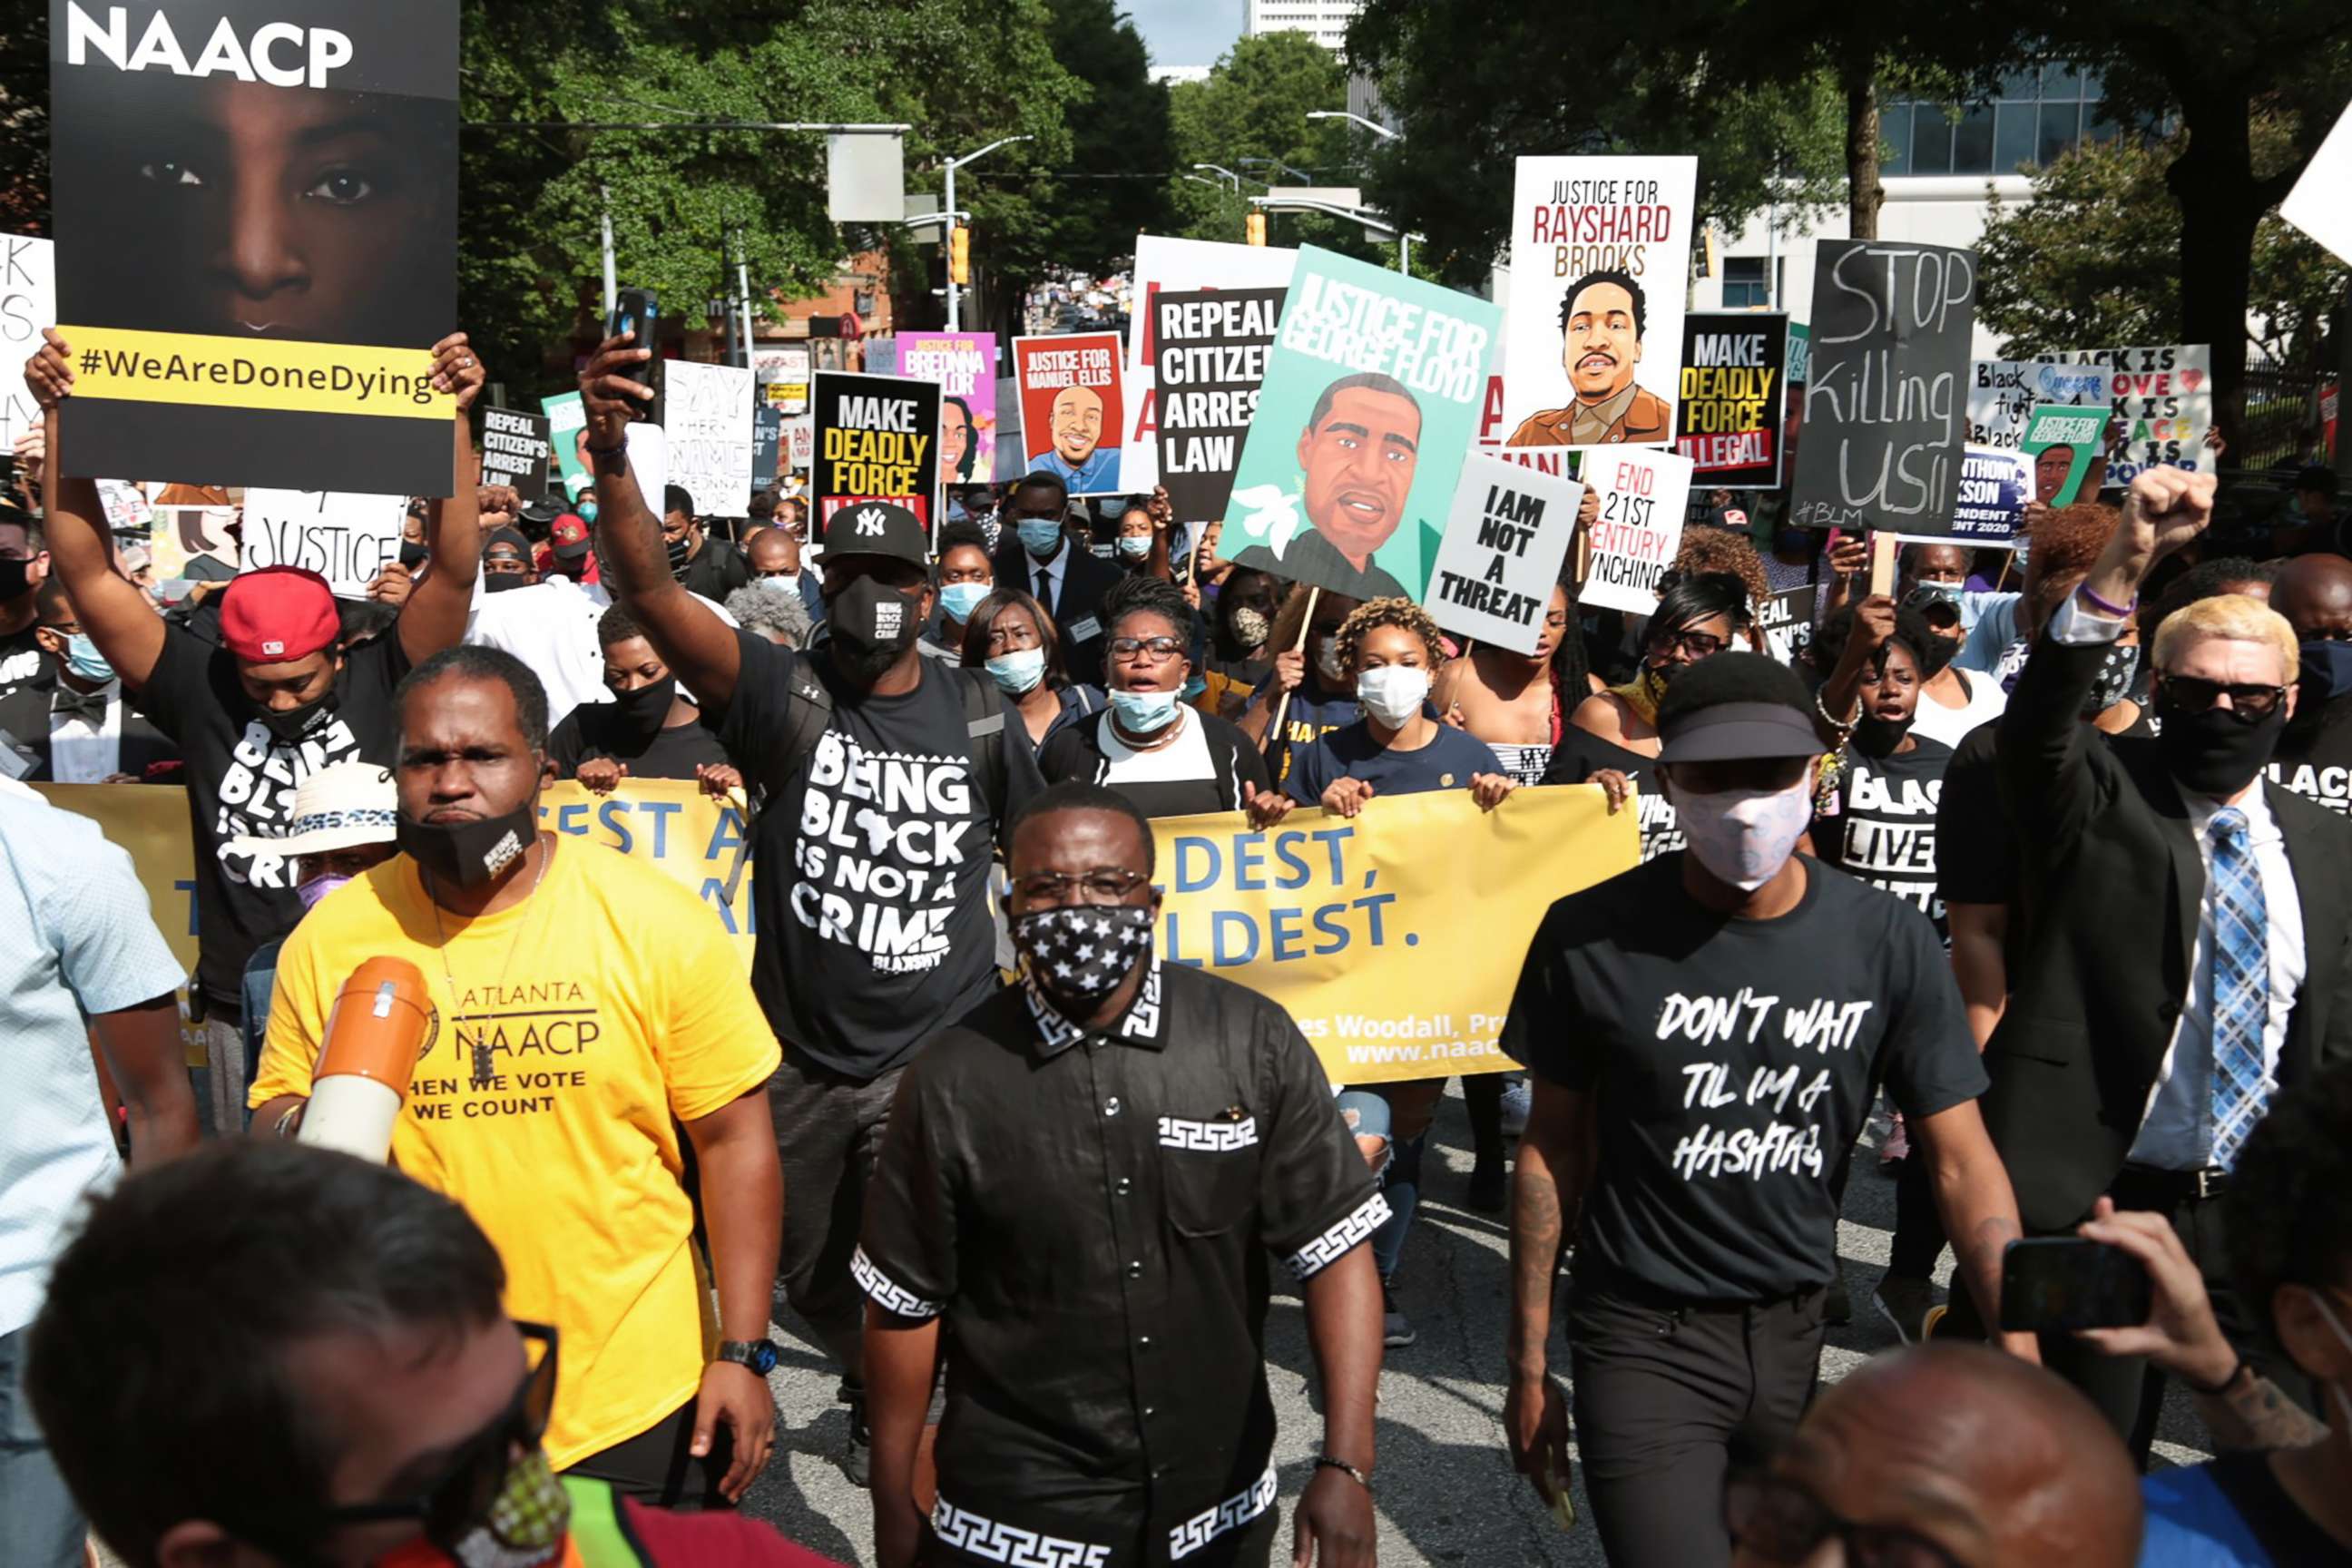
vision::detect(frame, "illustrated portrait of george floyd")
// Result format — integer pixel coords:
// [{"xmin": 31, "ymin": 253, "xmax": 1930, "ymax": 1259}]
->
[
  {"xmin": 2034, "ymin": 443, "xmax": 2078, "ymax": 504},
  {"xmin": 50, "ymin": 20, "xmax": 456, "ymax": 352},
  {"xmin": 1230, "ymin": 370, "xmax": 1420, "ymax": 603},
  {"xmin": 1506, "ymin": 268, "xmax": 1672, "ymax": 448}
]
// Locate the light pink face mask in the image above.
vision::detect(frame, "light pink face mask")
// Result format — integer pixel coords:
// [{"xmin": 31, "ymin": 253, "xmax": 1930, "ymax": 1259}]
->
[
  {"xmin": 1668, "ymin": 774, "xmax": 1813, "ymax": 890},
  {"xmin": 297, "ymin": 873, "xmax": 350, "ymax": 910}
]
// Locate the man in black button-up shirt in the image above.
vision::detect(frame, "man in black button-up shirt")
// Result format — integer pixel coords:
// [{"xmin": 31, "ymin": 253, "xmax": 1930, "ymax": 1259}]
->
[{"xmin": 860, "ymin": 781, "xmax": 1386, "ymax": 1568}]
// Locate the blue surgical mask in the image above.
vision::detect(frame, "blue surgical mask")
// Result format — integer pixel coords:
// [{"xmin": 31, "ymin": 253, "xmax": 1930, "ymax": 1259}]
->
[
  {"xmin": 1017, "ymin": 519, "xmax": 1064, "ymax": 559},
  {"xmin": 985, "ymin": 647, "xmax": 1046, "ymax": 695},
  {"xmin": 577, "ymin": 501, "xmax": 600, "ymax": 524},
  {"xmin": 939, "ymin": 580, "xmax": 991, "ymax": 621},
  {"xmin": 1109, "ymin": 687, "xmax": 1182, "ymax": 733},
  {"xmin": 63, "ymin": 633, "xmax": 115, "ymax": 684},
  {"xmin": 1117, "ymin": 535, "xmax": 1152, "ymax": 560}
]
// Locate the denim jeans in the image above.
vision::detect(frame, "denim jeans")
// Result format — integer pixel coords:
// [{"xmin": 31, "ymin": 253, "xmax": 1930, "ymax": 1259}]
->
[
  {"xmin": 0, "ymin": 1325, "xmax": 85, "ymax": 1568},
  {"xmin": 1333, "ymin": 1089, "xmax": 1422, "ymax": 1281}
]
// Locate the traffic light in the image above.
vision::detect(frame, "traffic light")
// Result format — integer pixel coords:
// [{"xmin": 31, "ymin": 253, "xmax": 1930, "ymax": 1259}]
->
[
  {"xmin": 1245, "ymin": 211, "xmax": 1267, "ymax": 247},
  {"xmin": 949, "ymin": 224, "xmax": 971, "ymax": 285}
]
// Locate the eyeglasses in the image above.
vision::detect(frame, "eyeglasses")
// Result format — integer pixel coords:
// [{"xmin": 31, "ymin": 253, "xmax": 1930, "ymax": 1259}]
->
[
  {"xmin": 1649, "ymin": 627, "xmax": 1730, "ymax": 659},
  {"xmin": 1109, "ymin": 635, "xmax": 1185, "ymax": 662},
  {"xmin": 1014, "ymin": 868, "xmax": 1152, "ymax": 905},
  {"xmin": 2155, "ymin": 673, "xmax": 2288, "ymax": 722},
  {"xmin": 309, "ymin": 1320, "xmax": 560, "ymax": 1547},
  {"xmin": 1723, "ymin": 1471, "xmax": 1965, "ymax": 1568}
]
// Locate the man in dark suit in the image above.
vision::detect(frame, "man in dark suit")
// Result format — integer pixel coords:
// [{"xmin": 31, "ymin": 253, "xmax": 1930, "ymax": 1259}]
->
[
  {"xmin": 1980, "ymin": 466, "xmax": 2352, "ymax": 1456},
  {"xmin": 995, "ymin": 470, "xmax": 1120, "ymax": 679},
  {"xmin": 0, "ymin": 575, "xmax": 178, "ymax": 783}
]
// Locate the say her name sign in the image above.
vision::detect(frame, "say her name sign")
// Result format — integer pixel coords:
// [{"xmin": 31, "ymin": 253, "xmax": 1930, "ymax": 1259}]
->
[
  {"xmin": 1426, "ymin": 453, "xmax": 1582, "ymax": 654},
  {"xmin": 240, "ymin": 489, "xmax": 404, "ymax": 597},
  {"xmin": 662, "ymin": 360, "xmax": 755, "ymax": 518},
  {"xmin": 1579, "ymin": 446, "xmax": 1695, "ymax": 616}
]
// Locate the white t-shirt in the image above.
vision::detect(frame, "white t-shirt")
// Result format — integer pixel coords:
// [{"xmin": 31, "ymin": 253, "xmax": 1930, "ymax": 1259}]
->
[
  {"xmin": 465, "ymin": 576, "xmax": 737, "ymax": 726},
  {"xmin": 1908, "ymin": 665, "xmax": 2009, "ymax": 748}
]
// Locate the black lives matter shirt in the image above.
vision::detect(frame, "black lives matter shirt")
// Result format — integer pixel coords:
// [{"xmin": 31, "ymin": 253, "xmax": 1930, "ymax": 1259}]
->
[
  {"xmin": 1501, "ymin": 856, "xmax": 1986, "ymax": 1300},
  {"xmin": 720, "ymin": 632, "xmax": 1044, "ymax": 1080},
  {"xmin": 1543, "ymin": 730, "xmax": 1684, "ymax": 861},
  {"xmin": 2269, "ymin": 695, "xmax": 2352, "ymax": 817},
  {"xmin": 1811, "ymin": 735, "xmax": 1955, "ymax": 940},
  {"xmin": 135, "ymin": 621, "xmax": 407, "ymax": 1006}
]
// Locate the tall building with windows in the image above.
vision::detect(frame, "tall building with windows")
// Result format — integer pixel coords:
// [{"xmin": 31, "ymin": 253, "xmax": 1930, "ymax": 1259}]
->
[{"xmin": 1245, "ymin": 0, "xmax": 1363, "ymax": 53}]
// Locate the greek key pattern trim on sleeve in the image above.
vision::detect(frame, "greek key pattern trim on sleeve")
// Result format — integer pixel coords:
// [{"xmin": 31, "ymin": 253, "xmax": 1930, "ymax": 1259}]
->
[
  {"xmin": 850, "ymin": 1245, "xmax": 940, "ymax": 1320},
  {"xmin": 1169, "ymin": 1465, "xmax": 1279, "ymax": 1559},
  {"xmin": 1285, "ymin": 1191, "xmax": 1393, "ymax": 1279},
  {"xmin": 1157, "ymin": 1114, "xmax": 1259, "ymax": 1151},
  {"xmin": 930, "ymin": 1495, "xmax": 1111, "ymax": 1568}
]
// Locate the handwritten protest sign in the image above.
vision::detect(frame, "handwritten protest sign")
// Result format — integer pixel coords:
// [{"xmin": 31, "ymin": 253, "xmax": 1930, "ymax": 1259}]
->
[
  {"xmin": 1953, "ymin": 446, "xmax": 2032, "ymax": 544},
  {"xmin": 1152, "ymin": 288, "xmax": 1282, "ymax": 524},
  {"xmin": 899, "ymin": 332, "xmax": 997, "ymax": 487},
  {"xmin": 1126, "ymin": 235, "xmax": 1298, "ymax": 492},
  {"xmin": 1151, "ymin": 788, "xmax": 1635, "ymax": 1083},
  {"xmin": 479, "ymin": 407, "xmax": 550, "ymax": 499},
  {"xmin": 1426, "ymin": 454, "xmax": 1582, "ymax": 654},
  {"xmin": 240, "ymin": 490, "xmax": 405, "ymax": 597},
  {"xmin": 96, "ymin": 479, "xmax": 152, "ymax": 534},
  {"xmin": 1223, "ymin": 246, "xmax": 1499, "ymax": 603},
  {"xmin": 1501, "ymin": 156, "xmax": 1697, "ymax": 453},
  {"xmin": 1675, "ymin": 312, "xmax": 1788, "ymax": 487},
  {"xmin": 2034, "ymin": 345, "xmax": 2212, "ymax": 485},
  {"xmin": 1578, "ymin": 446, "xmax": 1695, "ymax": 615},
  {"xmin": 662, "ymin": 360, "xmax": 754, "ymax": 518},
  {"xmin": 2022, "ymin": 405, "xmax": 2103, "ymax": 506},
  {"xmin": 1012, "ymin": 332, "xmax": 1125, "ymax": 495},
  {"xmin": 0, "ymin": 234, "xmax": 53, "ymax": 454},
  {"xmin": 811, "ymin": 370, "xmax": 941, "ymax": 534},
  {"xmin": 1793, "ymin": 239, "xmax": 1976, "ymax": 535}
]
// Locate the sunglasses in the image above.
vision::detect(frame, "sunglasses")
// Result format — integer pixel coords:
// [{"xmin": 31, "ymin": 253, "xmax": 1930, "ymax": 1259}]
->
[
  {"xmin": 1650, "ymin": 627, "xmax": 1730, "ymax": 659},
  {"xmin": 2154, "ymin": 673, "xmax": 2288, "ymax": 722},
  {"xmin": 1723, "ymin": 1471, "xmax": 1965, "ymax": 1568}
]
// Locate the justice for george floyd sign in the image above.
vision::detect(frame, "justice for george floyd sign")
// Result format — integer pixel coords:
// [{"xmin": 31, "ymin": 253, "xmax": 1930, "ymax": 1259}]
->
[
  {"xmin": 49, "ymin": 0, "xmax": 461, "ymax": 495},
  {"xmin": 1792, "ymin": 240, "xmax": 1976, "ymax": 536},
  {"xmin": 1152, "ymin": 287, "xmax": 1282, "ymax": 524}
]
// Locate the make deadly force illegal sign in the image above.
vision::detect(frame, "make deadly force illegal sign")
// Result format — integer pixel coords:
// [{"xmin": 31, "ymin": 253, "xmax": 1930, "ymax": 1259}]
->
[
  {"xmin": 1674, "ymin": 311, "xmax": 1788, "ymax": 488},
  {"xmin": 810, "ymin": 370, "xmax": 941, "ymax": 536}
]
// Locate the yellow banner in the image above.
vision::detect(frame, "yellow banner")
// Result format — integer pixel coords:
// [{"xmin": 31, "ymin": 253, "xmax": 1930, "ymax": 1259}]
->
[
  {"xmin": 1150, "ymin": 786, "xmax": 1637, "ymax": 1084},
  {"xmin": 54, "ymin": 325, "xmax": 455, "ymax": 421}
]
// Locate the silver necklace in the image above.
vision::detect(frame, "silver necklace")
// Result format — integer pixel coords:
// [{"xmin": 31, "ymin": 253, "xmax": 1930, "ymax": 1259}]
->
[{"xmin": 424, "ymin": 833, "xmax": 554, "ymax": 1089}]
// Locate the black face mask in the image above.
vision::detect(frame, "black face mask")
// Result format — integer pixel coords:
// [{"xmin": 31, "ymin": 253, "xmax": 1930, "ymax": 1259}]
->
[
  {"xmin": 1913, "ymin": 630, "xmax": 1960, "ymax": 679},
  {"xmin": 665, "ymin": 533, "xmax": 693, "ymax": 573},
  {"xmin": 1853, "ymin": 712, "xmax": 1913, "ymax": 757},
  {"xmin": 398, "ymin": 541, "xmax": 430, "ymax": 571},
  {"xmin": 2153, "ymin": 693, "xmax": 2288, "ymax": 799},
  {"xmin": 484, "ymin": 571, "xmax": 529, "ymax": 593},
  {"xmin": 827, "ymin": 574, "xmax": 922, "ymax": 687},
  {"xmin": 609, "ymin": 676, "xmax": 675, "ymax": 739},
  {"xmin": 398, "ymin": 800, "xmax": 539, "ymax": 891},
  {"xmin": 256, "ymin": 689, "xmax": 337, "ymax": 744}
]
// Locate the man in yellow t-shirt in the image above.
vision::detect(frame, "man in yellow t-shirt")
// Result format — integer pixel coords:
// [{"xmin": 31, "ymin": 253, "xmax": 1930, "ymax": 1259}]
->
[{"xmin": 250, "ymin": 645, "xmax": 784, "ymax": 1511}]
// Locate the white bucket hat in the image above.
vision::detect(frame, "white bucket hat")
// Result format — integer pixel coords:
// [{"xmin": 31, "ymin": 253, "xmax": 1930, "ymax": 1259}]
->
[{"xmin": 227, "ymin": 760, "xmax": 399, "ymax": 858}]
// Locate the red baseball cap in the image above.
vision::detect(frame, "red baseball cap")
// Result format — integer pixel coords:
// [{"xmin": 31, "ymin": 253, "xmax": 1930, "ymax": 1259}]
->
[
  {"xmin": 219, "ymin": 566, "xmax": 340, "ymax": 665},
  {"xmin": 549, "ymin": 514, "xmax": 592, "ymax": 560}
]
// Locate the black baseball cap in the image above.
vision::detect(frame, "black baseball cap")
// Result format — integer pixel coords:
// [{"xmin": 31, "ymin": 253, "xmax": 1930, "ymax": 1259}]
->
[
  {"xmin": 820, "ymin": 501, "xmax": 929, "ymax": 567},
  {"xmin": 1655, "ymin": 652, "xmax": 1822, "ymax": 763}
]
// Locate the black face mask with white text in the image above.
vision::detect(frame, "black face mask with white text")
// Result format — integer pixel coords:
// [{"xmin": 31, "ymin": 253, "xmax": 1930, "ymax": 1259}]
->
[
  {"xmin": 398, "ymin": 801, "xmax": 539, "ymax": 891},
  {"xmin": 827, "ymin": 575, "xmax": 922, "ymax": 686}
]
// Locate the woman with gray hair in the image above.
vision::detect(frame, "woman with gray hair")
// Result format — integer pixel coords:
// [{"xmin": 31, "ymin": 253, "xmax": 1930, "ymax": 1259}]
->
[{"xmin": 725, "ymin": 580, "xmax": 815, "ymax": 649}]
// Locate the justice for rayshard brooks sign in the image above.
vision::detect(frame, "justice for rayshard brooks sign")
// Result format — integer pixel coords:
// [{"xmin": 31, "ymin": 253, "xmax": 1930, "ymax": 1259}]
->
[{"xmin": 49, "ymin": 0, "xmax": 460, "ymax": 495}]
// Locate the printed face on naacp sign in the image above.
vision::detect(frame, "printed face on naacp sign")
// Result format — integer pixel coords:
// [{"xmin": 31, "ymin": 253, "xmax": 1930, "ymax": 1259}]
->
[{"xmin": 49, "ymin": 0, "xmax": 459, "ymax": 494}]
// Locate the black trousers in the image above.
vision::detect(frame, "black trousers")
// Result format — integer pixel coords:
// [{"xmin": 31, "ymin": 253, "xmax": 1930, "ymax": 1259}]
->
[
  {"xmin": 566, "ymin": 1396, "xmax": 735, "ymax": 1512},
  {"xmin": 1566, "ymin": 1276, "xmax": 1828, "ymax": 1568},
  {"xmin": 769, "ymin": 1050, "xmax": 904, "ymax": 1389}
]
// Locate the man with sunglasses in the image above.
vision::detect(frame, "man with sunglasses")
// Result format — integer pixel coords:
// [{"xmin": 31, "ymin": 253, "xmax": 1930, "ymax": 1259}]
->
[
  {"xmin": 1967, "ymin": 466, "xmax": 2352, "ymax": 1456},
  {"xmin": 27, "ymin": 1142, "xmax": 845, "ymax": 1568},
  {"xmin": 860, "ymin": 782, "xmax": 1386, "ymax": 1568}
]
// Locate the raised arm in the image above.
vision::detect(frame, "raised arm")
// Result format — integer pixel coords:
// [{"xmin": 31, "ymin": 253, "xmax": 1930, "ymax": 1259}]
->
[
  {"xmin": 25, "ymin": 331, "xmax": 165, "ymax": 689},
  {"xmin": 582, "ymin": 331, "xmax": 742, "ymax": 713},
  {"xmin": 397, "ymin": 334, "xmax": 487, "ymax": 666}
]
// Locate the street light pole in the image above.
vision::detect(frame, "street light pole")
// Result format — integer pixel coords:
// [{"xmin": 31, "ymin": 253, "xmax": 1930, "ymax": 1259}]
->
[
  {"xmin": 1191, "ymin": 163, "xmax": 1243, "ymax": 192},
  {"xmin": 600, "ymin": 184, "xmax": 617, "ymax": 323},
  {"xmin": 944, "ymin": 135, "xmax": 1034, "ymax": 331},
  {"xmin": 1305, "ymin": 110, "xmax": 1401, "ymax": 142}
]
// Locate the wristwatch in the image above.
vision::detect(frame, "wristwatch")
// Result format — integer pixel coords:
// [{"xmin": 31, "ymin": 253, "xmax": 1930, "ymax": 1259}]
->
[{"xmin": 716, "ymin": 1338, "xmax": 781, "ymax": 1377}]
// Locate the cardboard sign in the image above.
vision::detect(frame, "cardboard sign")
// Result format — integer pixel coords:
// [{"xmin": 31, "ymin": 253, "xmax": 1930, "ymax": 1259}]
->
[
  {"xmin": 0, "ymin": 234, "xmax": 54, "ymax": 455},
  {"xmin": 787, "ymin": 415, "xmax": 813, "ymax": 475},
  {"xmin": 1792, "ymin": 239, "xmax": 1977, "ymax": 536},
  {"xmin": 1756, "ymin": 583, "xmax": 1818, "ymax": 662},
  {"xmin": 898, "ymin": 332, "xmax": 997, "ymax": 486},
  {"xmin": 1152, "ymin": 288, "xmax": 1282, "ymax": 524},
  {"xmin": 240, "ymin": 490, "xmax": 406, "ymax": 597},
  {"xmin": 2022, "ymin": 405, "xmax": 2103, "ymax": 506},
  {"xmin": 49, "ymin": 0, "xmax": 461, "ymax": 494},
  {"xmin": 2281, "ymin": 97, "xmax": 2352, "ymax": 267},
  {"xmin": 95, "ymin": 478, "xmax": 152, "ymax": 534},
  {"xmin": 1674, "ymin": 312, "xmax": 1788, "ymax": 487},
  {"xmin": 810, "ymin": 370, "xmax": 941, "ymax": 533},
  {"xmin": 479, "ymin": 407, "xmax": 550, "ymax": 499},
  {"xmin": 662, "ymin": 361, "xmax": 755, "ymax": 518},
  {"xmin": 1012, "ymin": 332, "xmax": 1125, "ymax": 495},
  {"xmin": 1222, "ymin": 246, "xmax": 1499, "ymax": 603},
  {"xmin": 1578, "ymin": 446, "xmax": 1695, "ymax": 615},
  {"xmin": 1426, "ymin": 453, "xmax": 1582, "ymax": 654},
  {"xmin": 2029, "ymin": 345, "xmax": 2212, "ymax": 485},
  {"xmin": 1954, "ymin": 446, "xmax": 2032, "ymax": 544},
  {"xmin": 1500, "ymin": 156, "xmax": 1698, "ymax": 454},
  {"xmin": 754, "ymin": 344, "xmax": 810, "ymax": 413},
  {"xmin": 751, "ymin": 406, "xmax": 783, "ymax": 488},
  {"xmin": 1125, "ymin": 235, "xmax": 1298, "ymax": 492}
]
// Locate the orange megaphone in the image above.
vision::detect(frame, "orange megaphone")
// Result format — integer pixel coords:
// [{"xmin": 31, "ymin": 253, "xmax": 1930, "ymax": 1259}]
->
[{"xmin": 298, "ymin": 956, "xmax": 433, "ymax": 1162}]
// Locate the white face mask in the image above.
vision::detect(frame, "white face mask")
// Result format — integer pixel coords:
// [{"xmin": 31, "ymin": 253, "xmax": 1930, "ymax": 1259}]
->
[
  {"xmin": 1357, "ymin": 665, "xmax": 1431, "ymax": 728},
  {"xmin": 1669, "ymin": 772, "xmax": 1814, "ymax": 891}
]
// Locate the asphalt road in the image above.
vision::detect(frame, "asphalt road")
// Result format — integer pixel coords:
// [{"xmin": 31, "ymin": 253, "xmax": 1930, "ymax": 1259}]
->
[{"xmin": 743, "ymin": 1086, "xmax": 2211, "ymax": 1566}]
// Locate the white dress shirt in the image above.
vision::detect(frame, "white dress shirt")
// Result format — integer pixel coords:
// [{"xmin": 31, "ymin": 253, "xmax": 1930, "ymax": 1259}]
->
[
  {"xmin": 1027, "ymin": 541, "xmax": 1072, "ymax": 617},
  {"xmin": 2052, "ymin": 593, "xmax": 2304, "ymax": 1168},
  {"xmin": 45, "ymin": 678, "xmax": 124, "ymax": 783}
]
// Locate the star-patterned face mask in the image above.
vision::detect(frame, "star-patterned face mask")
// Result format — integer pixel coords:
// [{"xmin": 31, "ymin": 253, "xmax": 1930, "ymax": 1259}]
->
[{"xmin": 1014, "ymin": 904, "xmax": 1156, "ymax": 1009}]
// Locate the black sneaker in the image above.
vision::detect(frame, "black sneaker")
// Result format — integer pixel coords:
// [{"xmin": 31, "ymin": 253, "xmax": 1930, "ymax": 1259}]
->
[
  {"xmin": 1465, "ymin": 1159, "xmax": 1507, "ymax": 1213},
  {"xmin": 843, "ymin": 1389, "xmax": 872, "ymax": 1487},
  {"xmin": 1381, "ymin": 1279, "xmax": 1416, "ymax": 1348}
]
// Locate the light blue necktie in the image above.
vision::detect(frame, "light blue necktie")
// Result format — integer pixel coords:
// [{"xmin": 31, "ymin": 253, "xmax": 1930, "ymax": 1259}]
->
[{"xmin": 2208, "ymin": 808, "xmax": 2271, "ymax": 1170}]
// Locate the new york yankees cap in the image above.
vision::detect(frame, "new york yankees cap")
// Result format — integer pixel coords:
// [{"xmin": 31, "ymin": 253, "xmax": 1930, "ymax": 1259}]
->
[{"xmin": 820, "ymin": 500, "xmax": 929, "ymax": 567}]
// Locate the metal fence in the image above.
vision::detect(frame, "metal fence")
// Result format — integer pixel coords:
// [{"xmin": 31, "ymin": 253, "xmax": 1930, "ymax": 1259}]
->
[{"xmin": 2238, "ymin": 350, "xmax": 2329, "ymax": 475}]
